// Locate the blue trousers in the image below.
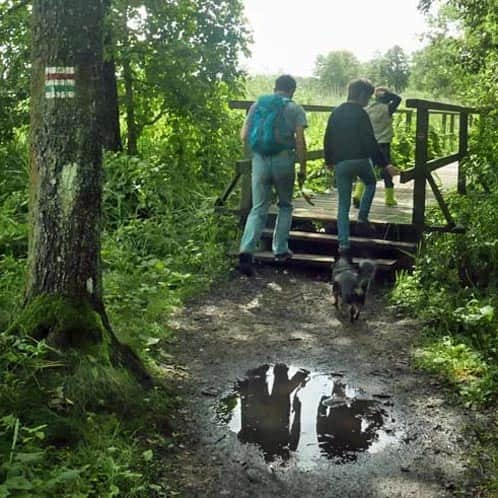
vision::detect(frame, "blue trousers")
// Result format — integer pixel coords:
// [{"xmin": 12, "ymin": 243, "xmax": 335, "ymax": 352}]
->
[
  {"xmin": 239, "ymin": 150, "xmax": 295, "ymax": 255},
  {"xmin": 335, "ymin": 159, "xmax": 376, "ymax": 250}
]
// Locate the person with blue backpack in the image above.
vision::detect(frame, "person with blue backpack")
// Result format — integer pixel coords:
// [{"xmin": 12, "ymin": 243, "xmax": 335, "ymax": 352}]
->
[{"xmin": 238, "ymin": 75, "xmax": 308, "ymax": 276}]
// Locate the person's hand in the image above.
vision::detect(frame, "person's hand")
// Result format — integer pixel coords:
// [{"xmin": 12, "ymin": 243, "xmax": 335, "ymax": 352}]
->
[
  {"xmin": 297, "ymin": 171, "xmax": 306, "ymax": 187},
  {"xmin": 385, "ymin": 164, "xmax": 400, "ymax": 178},
  {"xmin": 325, "ymin": 164, "xmax": 335, "ymax": 171}
]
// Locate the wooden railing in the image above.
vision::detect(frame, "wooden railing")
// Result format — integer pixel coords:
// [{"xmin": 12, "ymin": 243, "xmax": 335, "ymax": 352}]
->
[{"xmin": 400, "ymin": 99, "xmax": 479, "ymax": 233}]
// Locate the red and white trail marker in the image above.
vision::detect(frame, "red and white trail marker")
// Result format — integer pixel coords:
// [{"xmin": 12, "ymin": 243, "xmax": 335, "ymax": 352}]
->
[{"xmin": 45, "ymin": 67, "xmax": 75, "ymax": 99}]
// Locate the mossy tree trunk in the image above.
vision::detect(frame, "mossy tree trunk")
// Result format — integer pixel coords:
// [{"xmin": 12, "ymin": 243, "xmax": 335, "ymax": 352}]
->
[{"xmin": 27, "ymin": 0, "xmax": 150, "ymax": 385}]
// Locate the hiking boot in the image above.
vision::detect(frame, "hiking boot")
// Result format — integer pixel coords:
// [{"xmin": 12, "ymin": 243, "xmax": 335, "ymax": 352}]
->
[
  {"xmin": 238, "ymin": 252, "xmax": 255, "ymax": 277},
  {"xmin": 352, "ymin": 181, "xmax": 365, "ymax": 209},
  {"xmin": 274, "ymin": 250, "xmax": 293, "ymax": 262},
  {"xmin": 385, "ymin": 187, "xmax": 398, "ymax": 207}
]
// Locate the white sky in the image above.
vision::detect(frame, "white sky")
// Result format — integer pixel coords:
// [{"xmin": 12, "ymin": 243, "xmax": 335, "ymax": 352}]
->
[{"xmin": 242, "ymin": 0, "xmax": 430, "ymax": 76}]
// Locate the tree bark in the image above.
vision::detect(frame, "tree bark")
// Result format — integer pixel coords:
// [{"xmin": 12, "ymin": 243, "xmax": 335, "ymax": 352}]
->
[
  {"xmin": 101, "ymin": 59, "xmax": 122, "ymax": 152},
  {"xmin": 101, "ymin": 0, "xmax": 122, "ymax": 152},
  {"xmin": 29, "ymin": 0, "xmax": 105, "ymax": 310}
]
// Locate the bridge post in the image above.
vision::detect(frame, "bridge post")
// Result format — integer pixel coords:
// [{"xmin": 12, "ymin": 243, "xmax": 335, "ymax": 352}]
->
[
  {"xmin": 239, "ymin": 108, "xmax": 252, "ymax": 220},
  {"xmin": 442, "ymin": 113, "xmax": 447, "ymax": 149},
  {"xmin": 450, "ymin": 114, "xmax": 456, "ymax": 149},
  {"xmin": 239, "ymin": 162, "xmax": 252, "ymax": 217},
  {"xmin": 412, "ymin": 107, "xmax": 429, "ymax": 232},
  {"xmin": 458, "ymin": 112, "xmax": 468, "ymax": 195}
]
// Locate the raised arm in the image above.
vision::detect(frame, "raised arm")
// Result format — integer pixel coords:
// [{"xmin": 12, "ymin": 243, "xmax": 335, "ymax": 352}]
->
[{"xmin": 387, "ymin": 92, "xmax": 402, "ymax": 115}]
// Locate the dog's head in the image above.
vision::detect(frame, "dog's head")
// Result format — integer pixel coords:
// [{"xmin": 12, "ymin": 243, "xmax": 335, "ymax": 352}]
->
[{"xmin": 332, "ymin": 258, "xmax": 376, "ymax": 322}]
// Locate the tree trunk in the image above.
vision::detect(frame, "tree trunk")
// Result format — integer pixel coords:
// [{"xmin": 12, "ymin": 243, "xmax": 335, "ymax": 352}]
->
[
  {"xmin": 123, "ymin": 55, "xmax": 138, "ymax": 156},
  {"xmin": 101, "ymin": 59, "xmax": 122, "ymax": 152},
  {"xmin": 27, "ymin": 0, "xmax": 150, "ymax": 386},
  {"xmin": 29, "ymin": 0, "xmax": 104, "ymax": 310},
  {"xmin": 101, "ymin": 0, "xmax": 122, "ymax": 152}
]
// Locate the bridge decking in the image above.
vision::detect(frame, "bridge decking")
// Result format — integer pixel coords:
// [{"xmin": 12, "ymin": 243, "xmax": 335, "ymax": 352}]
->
[{"xmin": 278, "ymin": 162, "xmax": 458, "ymax": 226}]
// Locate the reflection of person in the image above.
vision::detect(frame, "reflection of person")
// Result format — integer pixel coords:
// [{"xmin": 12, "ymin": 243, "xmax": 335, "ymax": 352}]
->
[
  {"xmin": 323, "ymin": 79, "xmax": 400, "ymax": 261},
  {"xmin": 316, "ymin": 382, "xmax": 384, "ymax": 463},
  {"xmin": 238, "ymin": 75, "xmax": 308, "ymax": 276},
  {"xmin": 237, "ymin": 364, "xmax": 309, "ymax": 462},
  {"xmin": 353, "ymin": 87, "xmax": 402, "ymax": 207}
]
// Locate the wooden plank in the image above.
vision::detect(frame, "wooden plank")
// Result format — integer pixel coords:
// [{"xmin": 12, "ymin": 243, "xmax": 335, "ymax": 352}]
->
[
  {"xmin": 215, "ymin": 172, "xmax": 241, "ymax": 206},
  {"xmin": 261, "ymin": 228, "xmax": 417, "ymax": 251},
  {"xmin": 229, "ymin": 100, "xmax": 334, "ymax": 113},
  {"xmin": 401, "ymin": 153, "xmax": 461, "ymax": 183},
  {"xmin": 426, "ymin": 173, "xmax": 455, "ymax": 227},
  {"xmin": 253, "ymin": 251, "xmax": 397, "ymax": 271},
  {"xmin": 406, "ymin": 99, "xmax": 479, "ymax": 114},
  {"xmin": 413, "ymin": 107, "xmax": 429, "ymax": 230},
  {"xmin": 458, "ymin": 113, "xmax": 468, "ymax": 194}
]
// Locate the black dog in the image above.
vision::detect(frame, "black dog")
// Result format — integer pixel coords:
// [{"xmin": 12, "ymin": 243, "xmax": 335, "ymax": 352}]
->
[{"xmin": 331, "ymin": 257, "xmax": 376, "ymax": 323}]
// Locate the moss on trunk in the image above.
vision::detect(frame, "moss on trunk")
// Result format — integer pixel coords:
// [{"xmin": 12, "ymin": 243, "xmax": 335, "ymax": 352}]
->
[
  {"xmin": 12, "ymin": 295, "xmax": 152, "ymax": 388},
  {"xmin": 15, "ymin": 295, "xmax": 106, "ymax": 350}
]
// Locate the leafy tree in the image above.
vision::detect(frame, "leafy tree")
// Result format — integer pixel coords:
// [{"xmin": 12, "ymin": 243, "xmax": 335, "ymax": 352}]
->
[
  {"xmin": 0, "ymin": 0, "xmax": 249, "ymax": 154},
  {"xmin": 415, "ymin": 0, "xmax": 498, "ymax": 105},
  {"xmin": 378, "ymin": 45, "xmax": 410, "ymax": 93},
  {"xmin": 109, "ymin": 0, "xmax": 249, "ymax": 154},
  {"xmin": 363, "ymin": 46, "xmax": 410, "ymax": 92},
  {"xmin": 410, "ymin": 35, "xmax": 467, "ymax": 99},
  {"xmin": 313, "ymin": 50, "xmax": 360, "ymax": 95}
]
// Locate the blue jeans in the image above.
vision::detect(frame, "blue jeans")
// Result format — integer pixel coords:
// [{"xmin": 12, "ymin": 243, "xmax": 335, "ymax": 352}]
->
[
  {"xmin": 335, "ymin": 159, "xmax": 376, "ymax": 250},
  {"xmin": 240, "ymin": 150, "xmax": 295, "ymax": 255}
]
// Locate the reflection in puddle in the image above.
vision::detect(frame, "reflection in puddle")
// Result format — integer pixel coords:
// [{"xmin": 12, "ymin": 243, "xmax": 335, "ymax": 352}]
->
[{"xmin": 217, "ymin": 365, "xmax": 400, "ymax": 467}]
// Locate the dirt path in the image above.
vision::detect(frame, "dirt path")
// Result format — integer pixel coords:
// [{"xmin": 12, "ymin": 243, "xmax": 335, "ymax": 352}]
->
[{"xmin": 164, "ymin": 266, "xmax": 483, "ymax": 498}]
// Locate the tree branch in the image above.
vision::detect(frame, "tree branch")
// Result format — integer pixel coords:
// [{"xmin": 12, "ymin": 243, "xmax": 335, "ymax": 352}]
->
[{"xmin": 5, "ymin": 0, "xmax": 30, "ymax": 16}]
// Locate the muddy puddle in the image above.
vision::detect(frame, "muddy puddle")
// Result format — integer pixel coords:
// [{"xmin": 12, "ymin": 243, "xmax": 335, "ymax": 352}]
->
[{"xmin": 216, "ymin": 364, "xmax": 403, "ymax": 469}]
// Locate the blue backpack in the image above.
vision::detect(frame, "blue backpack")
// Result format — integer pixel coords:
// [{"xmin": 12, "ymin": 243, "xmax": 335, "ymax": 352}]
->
[{"xmin": 248, "ymin": 94, "xmax": 291, "ymax": 155}]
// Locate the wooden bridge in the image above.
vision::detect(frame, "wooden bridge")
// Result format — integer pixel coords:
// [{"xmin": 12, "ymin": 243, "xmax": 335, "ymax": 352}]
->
[{"xmin": 217, "ymin": 99, "xmax": 479, "ymax": 273}]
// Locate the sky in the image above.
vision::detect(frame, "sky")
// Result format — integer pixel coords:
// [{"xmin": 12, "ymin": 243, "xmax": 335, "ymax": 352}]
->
[{"xmin": 241, "ymin": 0, "xmax": 430, "ymax": 77}]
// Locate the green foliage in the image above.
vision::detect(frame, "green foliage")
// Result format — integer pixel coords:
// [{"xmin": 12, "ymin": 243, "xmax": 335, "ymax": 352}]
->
[
  {"xmin": 0, "ymin": 2, "xmax": 30, "ymax": 142},
  {"xmin": 410, "ymin": 34, "xmax": 469, "ymax": 100},
  {"xmin": 0, "ymin": 328, "xmax": 178, "ymax": 497},
  {"xmin": 110, "ymin": 0, "xmax": 248, "ymax": 149},
  {"xmin": 0, "ymin": 136, "xmax": 28, "ymax": 256},
  {"xmin": 391, "ymin": 183, "xmax": 498, "ymax": 409},
  {"xmin": 413, "ymin": 335, "xmax": 493, "ymax": 404}
]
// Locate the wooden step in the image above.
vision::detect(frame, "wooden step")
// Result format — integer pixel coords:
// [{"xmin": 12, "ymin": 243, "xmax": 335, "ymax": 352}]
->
[
  {"xmin": 262, "ymin": 229, "xmax": 417, "ymax": 253},
  {"xmin": 252, "ymin": 251, "xmax": 397, "ymax": 272}
]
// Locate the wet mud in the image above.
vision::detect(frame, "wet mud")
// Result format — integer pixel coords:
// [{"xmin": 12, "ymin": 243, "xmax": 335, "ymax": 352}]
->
[{"xmin": 164, "ymin": 266, "xmax": 485, "ymax": 497}]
